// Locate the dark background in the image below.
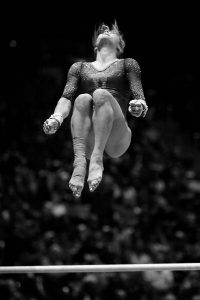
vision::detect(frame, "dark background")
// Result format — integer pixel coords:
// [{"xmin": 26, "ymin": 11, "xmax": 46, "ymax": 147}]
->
[
  {"xmin": 1, "ymin": 3, "xmax": 200, "ymax": 300},
  {"xmin": 2, "ymin": 3, "xmax": 199, "ymax": 130}
]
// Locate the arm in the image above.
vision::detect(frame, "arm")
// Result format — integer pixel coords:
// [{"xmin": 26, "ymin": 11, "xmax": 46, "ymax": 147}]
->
[
  {"xmin": 125, "ymin": 58, "xmax": 148, "ymax": 118},
  {"xmin": 43, "ymin": 62, "xmax": 81, "ymax": 134},
  {"xmin": 53, "ymin": 96, "xmax": 72, "ymax": 120}
]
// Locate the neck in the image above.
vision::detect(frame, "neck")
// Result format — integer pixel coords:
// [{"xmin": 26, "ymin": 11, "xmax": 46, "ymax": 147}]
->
[{"xmin": 96, "ymin": 46, "xmax": 117, "ymax": 64}]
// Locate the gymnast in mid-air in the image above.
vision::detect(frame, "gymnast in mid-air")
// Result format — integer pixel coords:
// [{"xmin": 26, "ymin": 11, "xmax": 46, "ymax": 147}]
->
[{"xmin": 43, "ymin": 21, "xmax": 148, "ymax": 198}]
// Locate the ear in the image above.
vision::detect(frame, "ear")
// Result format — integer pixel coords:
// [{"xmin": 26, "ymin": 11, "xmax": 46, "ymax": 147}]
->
[
  {"xmin": 117, "ymin": 45, "xmax": 123, "ymax": 56},
  {"xmin": 94, "ymin": 46, "xmax": 98, "ymax": 54}
]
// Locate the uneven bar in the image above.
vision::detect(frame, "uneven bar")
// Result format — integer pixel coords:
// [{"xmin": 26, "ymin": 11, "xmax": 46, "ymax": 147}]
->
[{"xmin": 0, "ymin": 263, "xmax": 200, "ymax": 274}]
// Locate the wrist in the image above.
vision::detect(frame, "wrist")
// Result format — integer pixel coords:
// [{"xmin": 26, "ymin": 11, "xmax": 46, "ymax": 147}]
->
[{"xmin": 50, "ymin": 113, "xmax": 64, "ymax": 126}]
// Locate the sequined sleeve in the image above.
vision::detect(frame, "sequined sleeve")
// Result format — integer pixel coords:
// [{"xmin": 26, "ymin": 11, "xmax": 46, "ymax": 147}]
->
[
  {"xmin": 62, "ymin": 62, "xmax": 82, "ymax": 101},
  {"xmin": 125, "ymin": 58, "xmax": 146, "ymax": 101}
]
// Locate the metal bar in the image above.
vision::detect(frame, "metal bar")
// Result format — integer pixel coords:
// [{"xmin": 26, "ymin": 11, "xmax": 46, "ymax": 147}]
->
[{"xmin": 0, "ymin": 263, "xmax": 200, "ymax": 274}]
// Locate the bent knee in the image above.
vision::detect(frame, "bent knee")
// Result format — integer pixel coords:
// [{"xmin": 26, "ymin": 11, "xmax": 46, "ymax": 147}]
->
[
  {"xmin": 92, "ymin": 89, "xmax": 112, "ymax": 106},
  {"xmin": 74, "ymin": 94, "xmax": 92, "ymax": 111}
]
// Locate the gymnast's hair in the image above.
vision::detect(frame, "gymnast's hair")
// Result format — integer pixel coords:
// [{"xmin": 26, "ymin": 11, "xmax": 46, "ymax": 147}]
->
[{"xmin": 93, "ymin": 20, "xmax": 125, "ymax": 57}]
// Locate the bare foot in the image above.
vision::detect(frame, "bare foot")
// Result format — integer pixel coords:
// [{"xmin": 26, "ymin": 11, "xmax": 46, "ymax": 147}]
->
[
  {"xmin": 87, "ymin": 155, "xmax": 104, "ymax": 192},
  {"xmin": 69, "ymin": 158, "xmax": 86, "ymax": 198}
]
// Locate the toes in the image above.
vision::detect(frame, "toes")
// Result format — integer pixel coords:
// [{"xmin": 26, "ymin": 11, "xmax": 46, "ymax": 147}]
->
[
  {"xmin": 88, "ymin": 178, "xmax": 102, "ymax": 192},
  {"xmin": 74, "ymin": 190, "xmax": 81, "ymax": 198},
  {"xmin": 69, "ymin": 183, "xmax": 76, "ymax": 192},
  {"xmin": 89, "ymin": 185, "xmax": 97, "ymax": 192},
  {"xmin": 69, "ymin": 182, "xmax": 83, "ymax": 198}
]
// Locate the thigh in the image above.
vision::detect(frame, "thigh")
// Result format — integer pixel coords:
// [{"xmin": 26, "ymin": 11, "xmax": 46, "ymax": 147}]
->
[
  {"xmin": 98, "ymin": 90, "xmax": 132, "ymax": 158},
  {"xmin": 86, "ymin": 124, "xmax": 131, "ymax": 159},
  {"xmin": 87, "ymin": 89, "xmax": 132, "ymax": 159},
  {"xmin": 105, "ymin": 117, "xmax": 132, "ymax": 158}
]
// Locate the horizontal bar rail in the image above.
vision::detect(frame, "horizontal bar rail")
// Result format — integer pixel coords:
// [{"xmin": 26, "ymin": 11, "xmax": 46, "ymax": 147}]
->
[{"xmin": 0, "ymin": 263, "xmax": 200, "ymax": 274}]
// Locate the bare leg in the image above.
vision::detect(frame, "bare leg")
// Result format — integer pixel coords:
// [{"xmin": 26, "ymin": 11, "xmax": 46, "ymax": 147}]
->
[
  {"xmin": 87, "ymin": 91, "xmax": 132, "ymax": 159},
  {"xmin": 87, "ymin": 89, "xmax": 114, "ymax": 192},
  {"xmin": 69, "ymin": 94, "xmax": 92, "ymax": 197}
]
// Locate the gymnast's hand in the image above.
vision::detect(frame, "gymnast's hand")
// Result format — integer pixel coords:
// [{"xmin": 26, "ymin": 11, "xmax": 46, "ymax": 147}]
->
[
  {"xmin": 128, "ymin": 99, "xmax": 148, "ymax": 118},
  {"xmin": 43, "ymin": 117, "xmax": 60, "ymax": 134}
]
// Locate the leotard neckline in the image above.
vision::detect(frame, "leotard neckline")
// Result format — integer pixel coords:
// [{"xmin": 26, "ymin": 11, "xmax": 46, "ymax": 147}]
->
[{"xmin": 89, "ymin": 59, "xmax": 121, "ymax": 72}]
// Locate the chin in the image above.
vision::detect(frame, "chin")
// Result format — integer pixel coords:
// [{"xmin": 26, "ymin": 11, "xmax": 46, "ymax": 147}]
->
[
  {"xmin": 97, "ymin": 35, "xmax": 110, "ymax": 43},
  {"xmin": 97, "ymin": 37, "xmax": 114, "ymax": 49}
]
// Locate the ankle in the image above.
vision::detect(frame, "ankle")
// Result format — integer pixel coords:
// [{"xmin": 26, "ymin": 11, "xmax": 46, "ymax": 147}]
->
[
  {"xmin": 89, "ymin": 156, "xmax": 104, "ymax": 172},
  {"xmin": 73, "ymin": 156, "xmax": 86, "ymax": 168},
  {"xmin": 90, "ymin": 151, "xmax": 103, "ymax": 160},
  {"xmin": 72, "ymin": 137, "xmax": 87, "ymax": 163}
]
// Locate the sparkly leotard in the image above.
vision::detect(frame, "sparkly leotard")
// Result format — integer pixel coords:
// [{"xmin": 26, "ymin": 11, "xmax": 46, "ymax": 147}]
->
[{"xmin": 62, "ymin": 58, "xmax": 145, "ymax": 116}]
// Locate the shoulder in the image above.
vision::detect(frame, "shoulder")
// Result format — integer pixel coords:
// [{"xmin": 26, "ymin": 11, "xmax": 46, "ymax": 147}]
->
[
  {"xmin": 124, "ymin": 58, "xmax": 141, "ymax": 73},
  {"xmin": 68, "ymin": 61, "xmax": 83, "ymax": 75}
]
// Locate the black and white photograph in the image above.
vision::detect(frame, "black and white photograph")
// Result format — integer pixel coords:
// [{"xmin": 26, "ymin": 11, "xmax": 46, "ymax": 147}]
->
[{"xmin": 0, "ymin": 3, "xmax": 199, "ymax": 299}]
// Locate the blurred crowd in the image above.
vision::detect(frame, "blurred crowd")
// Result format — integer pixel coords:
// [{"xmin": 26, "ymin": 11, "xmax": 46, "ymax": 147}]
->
[{"xmin": 0, "ymin": 43, "xmax": 200, "ymax": 299}]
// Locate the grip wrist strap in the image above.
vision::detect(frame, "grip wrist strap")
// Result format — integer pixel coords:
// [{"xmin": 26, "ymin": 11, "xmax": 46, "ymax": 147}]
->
[{"xmin": 50, "ymin": 114, "xmax": 64, "ymax": 126}]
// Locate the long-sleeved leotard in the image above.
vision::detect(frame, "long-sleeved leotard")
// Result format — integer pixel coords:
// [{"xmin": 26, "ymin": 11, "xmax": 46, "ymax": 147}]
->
[{"xmin": 62, "ymin": 58, "xmax": 146, "ymax": 116}]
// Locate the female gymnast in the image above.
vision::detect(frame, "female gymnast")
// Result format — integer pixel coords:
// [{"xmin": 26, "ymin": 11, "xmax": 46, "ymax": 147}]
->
[{"xmin": 43, "ymin": 22, "xmax": 148, "ymax": 198}]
